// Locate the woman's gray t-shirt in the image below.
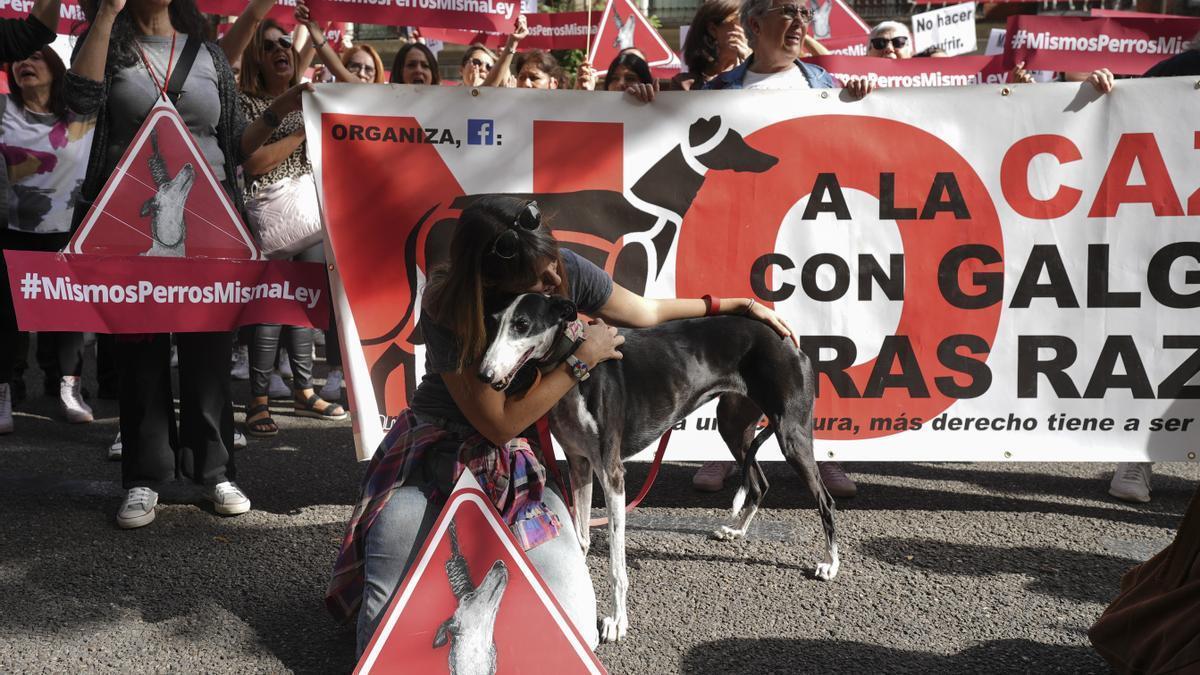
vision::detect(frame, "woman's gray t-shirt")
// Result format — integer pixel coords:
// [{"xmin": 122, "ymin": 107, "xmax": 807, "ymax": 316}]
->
[
  {"xmin": 106, "ymin": 35, "xmax": 225, "ymax": 181},
  {"xmin": 409, "ymin": 248, "xmax": 614, "ymax": 427}
]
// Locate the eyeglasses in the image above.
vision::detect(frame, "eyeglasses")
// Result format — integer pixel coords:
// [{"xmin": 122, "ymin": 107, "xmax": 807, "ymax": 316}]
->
[
  {"xmin": 488, "ymin": 201, "xmax": 542, "ymax": 260},
  {"xmin": 467, "ymin": 57, "xmax": 494, "ymax": 71},
  {"xmin": 765, "ymin": 4, "xmax": 812, "ymax": 22},
  {"xmin": 869, "ymin": 36, "xmax": 909, "ymax": 50},
  {"xmin": 262, "ymin": 36, "xmax": 293, "ymax": 53},
  {"xmin": 346, "ymin": 62, "xmax": 376, "ymax": 74}
]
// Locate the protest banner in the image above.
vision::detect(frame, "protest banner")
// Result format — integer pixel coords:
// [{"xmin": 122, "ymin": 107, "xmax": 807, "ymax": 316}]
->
[
  {"xmin": 586, "ymin": 0, "xmax": 680, "ymax": 76},
  {"xmin": 418, "ymin": 11, "xmax": 597, "ymax": 51},
  {"xmin": 807, "ymin": 54, "xmax": 1011, "ymax": 86},
  {"xmin": 308, "ymin": 0, "xmax": 517, "ymax": 33},
  {"xmin": 1002, "ymin": 15, "xmax": 1200, "ymax": 75},
  {"xmin": 305, "ymin": 79, "xmax": 1200, "ymax": 464},
  {"xmin": 355, "ymin": 472, "xmax": 605, "ymax": 675},
  {"xmin": 0, "ymin": 0, "xmax": 86, "ymax": 34},
  {"xmin": 911, "ymin": 2, "xmax": 976, "ymax": 56}
]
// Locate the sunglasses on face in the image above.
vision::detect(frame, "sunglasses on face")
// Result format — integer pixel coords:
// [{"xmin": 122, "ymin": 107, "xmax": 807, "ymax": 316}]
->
[
  {"xmin": 262, "ymin": 36, "xmax": 293, "ymax": 52},
  {"xmin": 766, "ymin": 4, "xmax": 812, "ymax": 22},
  {"xmin": 468, "ymin": 57, "xmax": 494, "ymax": 71},
  {"xmin": 870, "ymin": 35, "xmax": 909, "ymax": 50},
  {"xmin": 346, "ymin": 62, "xmax": 376, "ymax": 74},
  {"xmin": 488, "ymin": 201, "xmax": 542, "ymax": 260}
]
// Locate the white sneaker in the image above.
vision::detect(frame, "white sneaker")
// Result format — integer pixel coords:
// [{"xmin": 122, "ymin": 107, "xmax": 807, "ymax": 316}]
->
[
  {"xmin": 819, "ymin": 462, "xmax": 858, "ymax": 498},
  {"xmin": 205, "ymin": 481, "xmax": 251, "ymax": 515},
  {"xmin": 231, "ymin": 345, "xmax": 250, "ymax": 381},
  {"xmin": 117, "ymin": 487, "xmax": 158, "ymax": 529},
  {"xmin": 60, "ymin": 376, "xmax": 94, "ymax": 424},
  {"xmin": 233, "ymin": 429, "xmax": 247, "ymax": 449},
  {"xmin": 108, "ymin": 432, "xmax": 122, "ymax": 460},
  {"xmin": 1109, "ymin": 462, "xmax": 1152, "ymax": 503},
  {"xmin": 319, "ymin": 368, "xmax": 344, "ymax": 400},
  {"xmin": 268, "ymin": 372, "xmax": 292, "ymax": 399},
  {"xmin": 0, "ymin": 383, "xmax": 13, "ymax": 434}
]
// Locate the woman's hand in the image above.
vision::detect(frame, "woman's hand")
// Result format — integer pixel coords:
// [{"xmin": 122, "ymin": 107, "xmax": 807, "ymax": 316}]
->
[
  {"xmin": 625, "ymin": 80, "xmax": 659, "ymax": 103},
  {"xmin": 576, "ymin": 61, "xmax": 596, "ymax": 90},
  {"xmin": 1009, "ymin": 60, "xmax": 1034, "ymax": 84},
  {"xmin": 843, "ymin": 77, "xmax": 874, "ymax": 99},
  {"xmin": 268, "ymin": 81, "xmax": 315, "ymax": 116},
  {"xmin": 745, "ymin": 301, "xmax": 798, "ymax": 348},
  {"xmin": 575, "ymin": 319, "xmax": 624, "ymax": 367},
  {"xmin": 510, "ymin": 14, "xmax": 529, "ymax": 44},
  {"xmin": 1087, "ymin": 68, "xmax": 1115, "ymax": 94}
]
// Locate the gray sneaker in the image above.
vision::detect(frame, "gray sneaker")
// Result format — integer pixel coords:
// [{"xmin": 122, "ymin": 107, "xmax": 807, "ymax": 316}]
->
[
  {"xmin": 108, "ymin": 432, "xmax": 123, "ymax": 461},
  {"xmin": 117, "ymin": 487, "xmax": 158, "ymax": 529},
  {"xmin": 205, "ymin": 481, "xmax": 251, "ymax": 515},
  {"xmin": 1109, "ymin": 462, "xmax": 1152, "ymax": 503}
]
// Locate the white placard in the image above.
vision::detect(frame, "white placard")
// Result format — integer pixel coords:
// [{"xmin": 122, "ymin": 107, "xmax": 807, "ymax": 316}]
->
[{"xmin": 912, "ymin": 2, "xmax": 977, "ymax": 56}]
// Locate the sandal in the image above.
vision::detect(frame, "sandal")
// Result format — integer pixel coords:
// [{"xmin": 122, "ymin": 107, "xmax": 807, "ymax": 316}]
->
[
  {"xmin": 245, "ymin": 403, "xmax": 278, "ymax": 437},
  {"xmin": 294, "ymin": 393, "xmax": 348, "ymax": 421}
]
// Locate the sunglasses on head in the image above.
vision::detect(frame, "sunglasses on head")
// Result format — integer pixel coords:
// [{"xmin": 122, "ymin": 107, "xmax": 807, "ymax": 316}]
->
[
  {"xmin": 870, "ymin": 35, "xmax": 909, "ymax": 50},
  {"xmin": 488, "ymin": 201, "xmax": 542, "ymax": 260},
  {"xmin": 262, "ymin": 36, "xmax": 293, "ymax": 52},
  {"xmin": 468, "ymin": 57, "xmax": 494, "ymax": 71},
  {"xmin": 766, "ymin": 4, "xmax": 812, "ymax": 22}
]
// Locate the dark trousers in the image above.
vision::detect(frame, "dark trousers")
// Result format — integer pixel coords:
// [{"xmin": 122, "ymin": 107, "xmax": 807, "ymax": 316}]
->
[
  {"xmin": 249, "ymin": 243, "xmax": 323, "ymax": 396},
  {"xmin": 118, "ymin": 332, "xmax": 234, "ymax": 490},
  {"xmin": 0, "ymin": 230, "xmax": 84, "ymax": 384}
]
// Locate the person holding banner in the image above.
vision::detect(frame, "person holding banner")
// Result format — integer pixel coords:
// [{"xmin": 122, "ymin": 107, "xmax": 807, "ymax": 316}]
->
[
  {"xmin": 0, "ymin": 46, "xmax": 98, "ymax": 434},
  {"xmin": 66, "ymin": 0, "xmax": 311, "ymax": 528},
  {"xmin": 326, "ymin": 196, "xmax": 798, "ymax": 654},
  {"xmin": 0, "ymin": 0, "xmax": 59, "ymax": 62},
  {"xmin": 483, "ymin": 13, "xmax": 528, "ymax": 88}
]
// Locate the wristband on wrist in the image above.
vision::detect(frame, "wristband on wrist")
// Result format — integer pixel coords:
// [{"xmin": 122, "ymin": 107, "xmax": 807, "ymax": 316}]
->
[
  {"xmin": 313, "ymin": 38, "xmax": 326, "ymax": 48},
  {"xmin": 564, "ymin": 354, "xmax": 590, "ymax": 381},
  {"xmin": 701, "ymin": 294, "xmax": 721, "ymax": 317}
]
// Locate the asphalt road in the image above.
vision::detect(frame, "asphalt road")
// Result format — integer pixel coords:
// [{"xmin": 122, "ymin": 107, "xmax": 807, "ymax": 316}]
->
[{"xmin": 2, "ymin": 355, "xmax": 1196, "ymax": 674}]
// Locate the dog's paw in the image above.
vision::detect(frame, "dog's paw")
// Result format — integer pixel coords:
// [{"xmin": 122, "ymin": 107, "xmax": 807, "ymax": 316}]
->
[
  {"xmin": 814, "ymin": 560, "xmax": 840, "ymax": 581},
  {"xmin": 711, "ymin": 525, "xmax": 746, "ymax": 541},
  {"xmin": 600, "ymin": 615, "xmax": 628, "ymax": 643}
]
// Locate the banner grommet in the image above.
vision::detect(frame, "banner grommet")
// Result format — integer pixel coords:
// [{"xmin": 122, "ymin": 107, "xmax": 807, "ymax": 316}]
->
[{"xmin": 1001, "ymin": 87, "xmax": 1011, "ymax": 96}]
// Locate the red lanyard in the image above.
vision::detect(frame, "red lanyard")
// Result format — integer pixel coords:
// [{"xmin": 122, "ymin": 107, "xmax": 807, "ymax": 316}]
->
[{"xmin": 133, "ymin": 32, "xmax": 177, "ymax": 101}]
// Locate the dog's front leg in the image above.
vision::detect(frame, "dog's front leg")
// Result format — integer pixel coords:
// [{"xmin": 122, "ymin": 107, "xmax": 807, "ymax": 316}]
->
[
  {"xmin": 598, "ymin": 466, "xmax": 628, "ymax": 643},
  {"xmin": 566, "ymin": 453, "xmax": 593, "ymax": 556}
]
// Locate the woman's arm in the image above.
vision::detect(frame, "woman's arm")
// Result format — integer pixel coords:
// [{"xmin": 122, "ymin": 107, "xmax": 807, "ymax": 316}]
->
[
  {"xmin": 241, "ymin": 126, "xmax": 304, "ymax": 176},
  {"xmin": 239, "ymin": 82, "xmax": 312, "ymax": 158},
  {"xmin": 483, "ymin": 14, "xmax": 527, "ymax": 87},
  {"xmin": 218, "ymin": 0, "xmax": 276, "ymax": 65},
  {"xmin": 442, "ymin": 320, "xmax": 624, "ymax": 446},
  {"xmin": 68, "ymin": 0, "xmax": 123, "ymax": 83},
  {"xmin": 598, "ymin": 282, "xmax": 798, "ymax": 346},
  {"xmin": 294, "ymin": 1, "xmax": 356, "ymax": 83}
]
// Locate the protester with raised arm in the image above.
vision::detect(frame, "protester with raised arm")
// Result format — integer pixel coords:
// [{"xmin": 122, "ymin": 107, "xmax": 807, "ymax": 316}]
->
[{"xmin": 0, "ymin": 0, "xmax": 60, "ymax": 62}]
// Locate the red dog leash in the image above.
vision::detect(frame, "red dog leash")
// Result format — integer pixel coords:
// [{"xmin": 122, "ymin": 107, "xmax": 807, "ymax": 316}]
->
[{"xmin": 536, "ymin": 416, "xmax": 672, "ymax": 528}]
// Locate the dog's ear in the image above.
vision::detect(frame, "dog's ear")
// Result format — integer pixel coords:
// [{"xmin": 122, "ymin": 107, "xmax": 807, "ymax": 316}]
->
[
  {"xmin": 689, "ymin": 116, "xmax": 721, "ymax": 147},
  {"xmin": 433, "ymin": 618, "xmax": 455, "ymax": 648},
  {"xmin": 551, "ymin": 296, "xmax": 577, "ymax": 322}
]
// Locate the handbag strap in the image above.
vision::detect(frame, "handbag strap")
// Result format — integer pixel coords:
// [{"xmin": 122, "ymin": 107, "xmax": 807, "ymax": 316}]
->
[{"xmin": 166, "ymin": 36, "xmax": 202, "ymax": 105}]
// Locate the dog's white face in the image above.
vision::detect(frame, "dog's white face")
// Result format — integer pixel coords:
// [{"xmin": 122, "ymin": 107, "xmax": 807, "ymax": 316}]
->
[{"xmin": 478, "ymin": 294, "xmax": 571, "ymax": 391}]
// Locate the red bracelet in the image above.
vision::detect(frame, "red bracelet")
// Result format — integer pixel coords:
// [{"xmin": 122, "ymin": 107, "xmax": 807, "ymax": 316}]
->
[{"xmin": 701, "ymin": 294, "xmax": 721, "ymax": 317}]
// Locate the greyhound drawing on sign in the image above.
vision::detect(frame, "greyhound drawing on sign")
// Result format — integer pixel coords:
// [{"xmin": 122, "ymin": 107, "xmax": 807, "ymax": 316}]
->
[
  {"xmin": 433, "ymin": 521, "xmax": 509, "ymax": 675},
  {"xmin": 613, "ymin": 10, "xmax": 636, "ymax": 50},
  {"xmin": 809, "ymin": 0, "xmax": 832, "ymax": 39},
  {"xmin": 364, "ymin": 116, "xmax": 777, "ymax": 414},
  {"xmin": 140, "ymin": 128, "xmax": 195, "ymax": 257}
]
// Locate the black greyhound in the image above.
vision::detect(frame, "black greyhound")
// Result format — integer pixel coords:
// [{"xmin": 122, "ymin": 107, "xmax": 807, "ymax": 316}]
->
[{"xmin": 478, "ymin": 293, "xmax": 836, "ymax": 644}]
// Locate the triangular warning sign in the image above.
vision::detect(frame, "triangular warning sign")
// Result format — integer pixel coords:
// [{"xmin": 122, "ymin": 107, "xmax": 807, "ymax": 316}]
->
[
  {"xmin": 808, "ymin": 0, "xmax": 869, "ymax": 43},
  {"xmin": 356, "ymin": 472, "xmax": 606, "ymax": 675},
  {"xmin": 67, "ymin": 98, "xmax": 261, "ymax": 260},
  {"xmin": 587, "ymin": 0, "xmax": 681, "ymax": 76}
]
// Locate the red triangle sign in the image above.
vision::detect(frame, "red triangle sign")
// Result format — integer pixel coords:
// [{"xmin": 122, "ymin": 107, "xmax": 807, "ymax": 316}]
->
[
  {"xmin": 587, "ymin": 0, "xmax": 681, "ymax": 76},
  {"xmin": 67, "ymin": 98, "xmax": 261, "ymax": 260},
  {"xmin": 809, "ymin": 0, "xmax": 869, "ymax": 43},
  {"xmin": 355, "ymin": 472, "xmax": 606, "ymax": 675}
]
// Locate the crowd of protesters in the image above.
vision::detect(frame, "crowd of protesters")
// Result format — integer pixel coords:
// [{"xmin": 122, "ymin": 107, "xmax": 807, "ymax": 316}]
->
[{"xmin": 0, "ymin": 0, "xmax": 1197, "ymax": 656}]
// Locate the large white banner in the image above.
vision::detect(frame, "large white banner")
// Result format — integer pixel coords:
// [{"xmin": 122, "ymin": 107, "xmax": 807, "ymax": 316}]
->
[{"xmin": 305, "ymin": 79, "xmax": 1200, "ymax": 463}]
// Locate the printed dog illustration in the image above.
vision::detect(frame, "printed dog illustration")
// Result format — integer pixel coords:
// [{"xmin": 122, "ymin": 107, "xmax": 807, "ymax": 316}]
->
[
  {"xmin": 433, "ymin": 521, "xmax": 510, "ymax": 675},
  {"xmin": 140, "ymin": 128, "xmax": 194, "ymax": 257},
  {"xmin": 613, "ymin": 10, "xmax": 636, "ymax": 50},
  {"xmin": 809, "ymin": 0, "xmax": 833, "ymax": 40},
  {"xmin": 479, "ymin": 293, "xmax": 836, "ymax": 644}
]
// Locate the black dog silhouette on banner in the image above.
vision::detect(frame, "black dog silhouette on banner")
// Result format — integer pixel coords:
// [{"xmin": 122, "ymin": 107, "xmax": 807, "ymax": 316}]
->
[{"xmin": 364, "ymin": 117, "xmax": 778, "ymax": 415}]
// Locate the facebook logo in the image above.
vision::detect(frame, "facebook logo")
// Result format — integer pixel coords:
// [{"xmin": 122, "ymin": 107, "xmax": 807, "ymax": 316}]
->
[{"xmin": 467, "ymin": 119, "xmax": 495, "ymax": 145}]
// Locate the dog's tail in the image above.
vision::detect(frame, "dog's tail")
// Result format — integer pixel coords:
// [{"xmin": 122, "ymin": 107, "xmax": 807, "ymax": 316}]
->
[{"xmin": 732, "ymin": 424, "xmax": 776, "ymax": 516}]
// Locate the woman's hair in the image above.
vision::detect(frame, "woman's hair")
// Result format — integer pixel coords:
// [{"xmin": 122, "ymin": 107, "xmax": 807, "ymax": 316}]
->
[
  {"xmin": 423, "ymin": 196, "xmax": 569, "ymax": 371},
  {"xmin": 603, "ymin": 52, "xmax": 653, "ymax": 89},
  {"xmin": 6, "ymin": 46, "xmax": 67, "ymax": 118},
  {"xmin": 389, "ymin": 42, "xmax": 441, "ymax": 84},
  {"xmin": 460, "ymin": 44, "xmax": 496, "ymax": 68},
  {"xmin": 740, "ymin": 0, "xmax": 773, "ymax": 46},
  {"xmin": 80, "ymin": 0, "xmax": 209, "ymax": 71},
  {"xmin": 869, "ymin": 20, "xmax": 911, "ymax": 40},
  {"xmin": 340, "ymin": 44, "xmax": 386, "ymax": 83},
  {"xmin": 239, "ymin": 19, "xmax": 300, "ymax": 96},
  {"xmin": 514, "ymin": 49, "xmax": 560, "ymax": 80},
  {"xmin": 683, "ymin": 0, "xmax": 741, "ymax": 76}
]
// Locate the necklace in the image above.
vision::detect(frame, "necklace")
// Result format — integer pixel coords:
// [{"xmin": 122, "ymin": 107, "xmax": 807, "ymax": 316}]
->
[{"xmin": 133, "ymin": 32, "xmax": 178, "ymax": 101}]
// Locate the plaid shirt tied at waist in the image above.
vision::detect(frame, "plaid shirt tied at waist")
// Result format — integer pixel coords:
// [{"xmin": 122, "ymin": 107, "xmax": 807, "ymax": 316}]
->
[{"xmin": 324, "ymin": 408, "xmax": 561, "ymax": 623}]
